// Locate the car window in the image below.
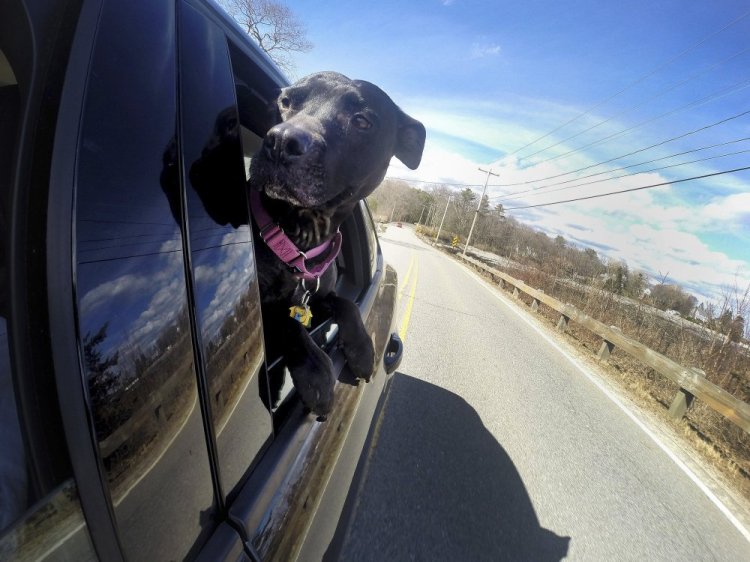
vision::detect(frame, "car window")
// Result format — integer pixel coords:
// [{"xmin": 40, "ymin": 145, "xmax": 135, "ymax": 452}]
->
[
  {"xmin": 178, "ymin": 0, "xmax": 273, "ymax": 500},
  {"xmin": 73, "ymin": 1, "xmax": 215, "ymax": 559},
  {"xmin": 0, "ymin": 49, "xmax": 96, "ymax": 561}
]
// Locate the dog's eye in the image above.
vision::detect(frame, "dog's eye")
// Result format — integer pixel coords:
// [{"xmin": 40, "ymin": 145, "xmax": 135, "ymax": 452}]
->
[
  {"xmin": 352, "ymin": 114, "xmax": 372, "ymax": 130},
  {"xmin": 280, "ymin": 96, "xmax": 291, "ymax": 110}
]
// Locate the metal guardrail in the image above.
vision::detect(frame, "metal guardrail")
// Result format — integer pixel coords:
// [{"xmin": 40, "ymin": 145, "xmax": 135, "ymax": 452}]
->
[{"xmin": 458, "ymin": 253, "xmax": 750, "ymax": 435}]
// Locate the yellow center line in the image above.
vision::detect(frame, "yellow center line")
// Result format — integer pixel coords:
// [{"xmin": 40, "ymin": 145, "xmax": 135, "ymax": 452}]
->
[
  {"xmin": 397, "ymin": 253, "xmax": 415, "ymax": 303},
  {"xmin": 398, "ymin": 258, "xmax": 419, "ymax": 342}
]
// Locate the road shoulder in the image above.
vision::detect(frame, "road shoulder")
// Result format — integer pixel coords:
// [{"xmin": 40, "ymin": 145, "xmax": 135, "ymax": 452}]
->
[{"xmin": 450, "ymin": 246, "xmax": 750, "ymax": 545}]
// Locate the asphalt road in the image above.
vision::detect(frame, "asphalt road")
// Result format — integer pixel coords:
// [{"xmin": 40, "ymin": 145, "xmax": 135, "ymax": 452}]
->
[{"xmin": 337, "ymin": 225, "xmax": 750, "ymax": 561}]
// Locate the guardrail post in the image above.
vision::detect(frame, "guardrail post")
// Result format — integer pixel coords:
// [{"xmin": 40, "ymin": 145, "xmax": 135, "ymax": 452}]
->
[
  {"xmin": 669, "ymin": 368, "xmax": 704, "ymax": 420},
  {"xmin": 512, "ymin": 286, "xmax": 519, "ymax": 298},
  {"xmin": 597, "ymin": 327, "xmax": 621, "ymax": 361},
  {"xmin": 531, "ymin": 290, "xmax": 543, "ymax": 312},
  {"xmin": 499, "ymin": 278, "xmax": 505, "ymax": 289},
  {"xmin": 557, "ymin": 314, "xmax": 570, "ymax": 332},
  {"xmin": 669, "ymin": 388, "xmax": 695, "ymax": 420},
  {"xmin": 597, "ymin": 339, "xmax": 615, "ymax": 361}
]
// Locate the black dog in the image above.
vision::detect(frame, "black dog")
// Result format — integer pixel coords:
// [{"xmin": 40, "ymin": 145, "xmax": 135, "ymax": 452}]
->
[{"xmin": 248, "ymin": 72, "xmax": 425, "ymax": 416}]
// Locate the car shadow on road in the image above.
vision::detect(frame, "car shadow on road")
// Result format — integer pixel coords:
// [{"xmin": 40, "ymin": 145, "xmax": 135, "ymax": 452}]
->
[{"xmin": 332, "ymin": 372, "xmax": 571, "ymax": 561}]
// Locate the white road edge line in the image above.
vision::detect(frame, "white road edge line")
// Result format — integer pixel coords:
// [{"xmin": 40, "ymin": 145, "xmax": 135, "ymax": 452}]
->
[{"xmin": 457, "ymin": 259, "xmax": 750, "ymax": 545}]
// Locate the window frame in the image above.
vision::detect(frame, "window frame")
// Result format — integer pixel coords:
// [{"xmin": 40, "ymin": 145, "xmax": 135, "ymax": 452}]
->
[
  {"xmin": 176, "ymin": 0, "xmax": 275, "ymax": 506},
  {"xmin": 2, "ymin": 0, "xmax": 126, "ymax": 558}
]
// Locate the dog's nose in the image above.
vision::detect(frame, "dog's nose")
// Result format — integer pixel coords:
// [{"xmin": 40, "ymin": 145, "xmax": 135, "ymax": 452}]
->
[{"xmin": 263, "ymin": 123, "xmax": 313, "ymax": 163}]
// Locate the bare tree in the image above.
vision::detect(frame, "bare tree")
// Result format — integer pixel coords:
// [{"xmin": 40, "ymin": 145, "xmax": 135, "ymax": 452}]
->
[{"xmin": 221, "ymin": 0, "xmax": 312, "ymax": 73}]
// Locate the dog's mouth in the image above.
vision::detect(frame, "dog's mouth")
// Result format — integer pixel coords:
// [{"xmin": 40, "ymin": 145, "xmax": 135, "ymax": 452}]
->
[
  {"xmin": 250, "ymin": 154, "xmax": 338, "ymax": 209},
  {"xmin": 263, "ymin": 181, "xmax": 357, "ymax": 216},
  {"xmin": 263, "ymin": 180, "xmax": 319, "ymax": 208}
]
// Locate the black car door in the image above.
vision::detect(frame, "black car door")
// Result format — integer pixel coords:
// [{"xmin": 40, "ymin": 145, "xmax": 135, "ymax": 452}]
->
[{"xmin": 66, "ymin": 0, "xmax": 274, "ymax": 558}]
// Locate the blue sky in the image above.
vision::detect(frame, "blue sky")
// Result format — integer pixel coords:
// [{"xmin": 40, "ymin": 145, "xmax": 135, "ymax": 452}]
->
[{"xmin": 287, "ymin": 0, "xmax": 750, "ymax": 302}]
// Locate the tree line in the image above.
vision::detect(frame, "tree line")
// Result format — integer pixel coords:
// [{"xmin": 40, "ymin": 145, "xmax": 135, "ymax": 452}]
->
[{"xmin": 367, "ymin": 178, "xmax": 747, "ymax": 341}]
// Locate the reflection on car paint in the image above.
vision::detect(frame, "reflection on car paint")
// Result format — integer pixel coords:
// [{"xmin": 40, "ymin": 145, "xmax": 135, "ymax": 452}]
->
[
  {"xmin": 178, "ymin": 1, "xmax": 273, "ymax": 498},
  {"xmin": 0, "ymin": 479, "xmax": 96, "ymax": 560},
  {"xmin": 73, "ymin": 1, "xmax": 215, "ymax": 559},
  {"xmin": 249, "ymin": 261, "xmax": 397, "ymax": 560}
]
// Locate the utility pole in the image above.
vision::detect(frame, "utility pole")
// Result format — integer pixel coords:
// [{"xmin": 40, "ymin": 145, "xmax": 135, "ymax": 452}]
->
[
  {"xmin": 389, "ymin": 205, "xmax": 397, "ymax": 222},
  {"xmin": 434, "ymin": 196, "xmax": 452, "ymax": 244},
  {"xmin": 416, "ymin": 205, "xmax": 426, "ymax": 227},
  {"xmin": 463, "ymin": 166, "xmax": 499, "ymax": 256}
]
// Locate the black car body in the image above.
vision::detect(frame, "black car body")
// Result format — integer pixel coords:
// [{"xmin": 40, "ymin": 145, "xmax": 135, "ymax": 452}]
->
[{"xmin": 0, "ymin": 0, "xmax": 402, "ymax": 559}]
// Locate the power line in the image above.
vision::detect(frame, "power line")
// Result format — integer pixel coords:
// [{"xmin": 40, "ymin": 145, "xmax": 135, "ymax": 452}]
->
[
  {"xmin": 494, "ymin": 108, "xmax": 750, "ymax": 188},
  {"xmin": 79, "ymin": 231, "xmax": 179, "ymax": 244},
  {"xmin": 525, "ymin": 77, "xmax": 750, "ymax": 168},
  {"xmin": 78, "ymin": 236, "xmax": 182, "ymax": 254},
  {"xmin": 519, "ymin": 47, "xmax": 750, "ymax": 162},
  {"xmin": 509, "ymin": 9, "xmax": 750, "ymax": 158},
  {"xmin": 490, "ymin": 136, "xmax": 750, "ymax": 198},
  {"xmin": 79, "ymin": 247, "xmax": 183, "ymax": 265},
  {"xmin": 499, "ymin": 148, "xmax": 750, "ymax": 203},
  {"xmin": 502, "ymin": 165, "xmax": 750, "ymax": 211},
  {"xmin": 384, "ymin": 135, "xmax": 750, "ymax": 205},
  {"xmin": 383, "ymin": 176, "xmax": 482, "ymax": 187},
  {"xmin": 191, "ymin": 240, "xmax": 251, "ymax": 253},
  {"xmin": 383, "ymin": 121, "xmax": 750, "ymax": 202},
  {"xmin": 79, "ymin": 218, "xmax": 176, "ymax": 227}
]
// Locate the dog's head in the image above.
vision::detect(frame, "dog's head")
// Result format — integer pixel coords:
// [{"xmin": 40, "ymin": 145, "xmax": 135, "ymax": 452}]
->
[{"xmin": 250, "ymin": 72, "xmax": 425, "ymax": 211}]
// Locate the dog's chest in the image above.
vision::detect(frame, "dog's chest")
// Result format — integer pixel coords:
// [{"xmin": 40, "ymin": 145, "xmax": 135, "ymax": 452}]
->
[{"xmin": 255, "ymin": 243, "xmax": 299, "ymax": 303}]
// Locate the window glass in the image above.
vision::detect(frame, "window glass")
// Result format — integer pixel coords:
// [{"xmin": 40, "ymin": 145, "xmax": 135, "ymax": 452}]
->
[
  {"xmin": 1, "ymin": 57, "xmax": 95, "ymax": 562},
  {"xmin": 74, "ymin": 1, "xmax": 215, "ymax": 559},
  {"xmin": 179, "ymin": 2, "xmax": 272, "ymax": 498}
]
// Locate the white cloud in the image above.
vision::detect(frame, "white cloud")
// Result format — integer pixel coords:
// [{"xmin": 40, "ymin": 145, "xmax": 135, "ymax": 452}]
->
[
  {"xmin": 79, "ymin": 273, "xmax": 150, "ymax": 316},
  {"xmin": 471, "ymin": 41, "xmax": 502, "ymax": 59},
  {"xmin": 130, "ymin": 269, "xmax": 185, "ymax": 349},
  {"xmin": 193, "ymin": 231, "xmax": 255, "ymax": 341},
  {"xmin": 703, "ymin": 192, "xmax": 750, "ymax": 221},
  {"xmin": 389, "ymin": 142, "xmax": 482, "ymax": 185},
  {"xmin": 392, "ymin": 115, "xmax": 750, "ymax": 303},
  {"xmin": 508, "ymin": 182, "xmax": 750, "ymax": 301}
]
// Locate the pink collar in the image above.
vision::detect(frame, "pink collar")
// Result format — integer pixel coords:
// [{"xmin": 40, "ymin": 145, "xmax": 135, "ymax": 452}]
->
[{"xmin": 249, "ymin": 189, "xmax": 342, "ymax": 281}]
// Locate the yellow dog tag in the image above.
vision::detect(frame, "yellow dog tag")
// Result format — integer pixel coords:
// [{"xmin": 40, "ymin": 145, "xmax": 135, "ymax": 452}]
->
[{"xmin": 289, "ymin": 305, "xmax": 313, "ymax": 328}]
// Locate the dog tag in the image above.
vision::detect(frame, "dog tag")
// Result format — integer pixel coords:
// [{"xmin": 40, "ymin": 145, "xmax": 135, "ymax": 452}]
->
[{"xmin": 289, "ymin": 304, "xmax": 313, "ymax": 328}]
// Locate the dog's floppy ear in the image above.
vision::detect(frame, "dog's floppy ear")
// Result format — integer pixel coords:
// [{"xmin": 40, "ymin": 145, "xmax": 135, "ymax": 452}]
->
[{"xmin": 394, "ymin": 109, "xmax": 426, "ymax": 170}]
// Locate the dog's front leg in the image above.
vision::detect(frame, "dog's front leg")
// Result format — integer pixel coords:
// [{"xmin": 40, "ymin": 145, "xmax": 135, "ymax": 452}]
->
[
  {"xmin": 283, "ymin": 316, "xmax": 335, "ymax": 417},
  {"xmin": 317, "ymin": 293, "xmax": 375, "ymax": 382}
]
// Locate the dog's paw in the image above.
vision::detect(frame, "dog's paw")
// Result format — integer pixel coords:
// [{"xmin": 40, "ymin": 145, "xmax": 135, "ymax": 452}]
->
[
  {"xmin": 344, "ymin": 336, "xmax": 375, "ymax": 382},
  {"xmin": 289, "ymin": 353, "xmax": 336, "ymax": 416}
]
